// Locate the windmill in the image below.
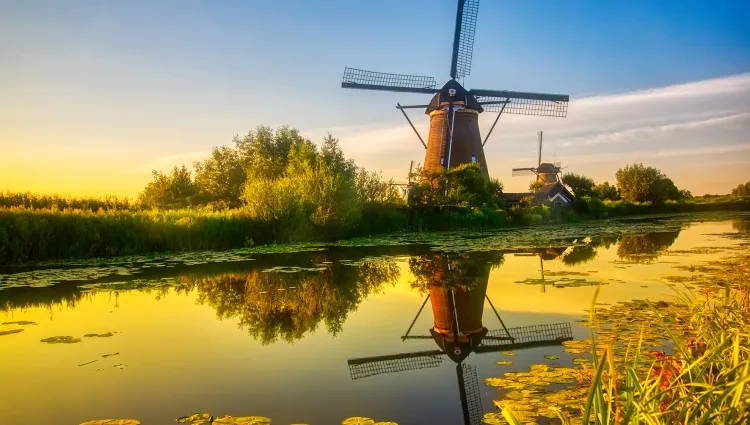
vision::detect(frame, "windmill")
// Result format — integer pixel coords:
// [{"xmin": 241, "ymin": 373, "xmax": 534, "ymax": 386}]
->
[
  {"xmin": 346, "ymin": 254, "xmax": 573, "ymax": 425},
  {"xmin": 341, "ymin": 0, "xmax": 569, "ymax": 179},
  {"xmin": 512, "ymin": 131, "xmax": 574, "ymax": 204}
]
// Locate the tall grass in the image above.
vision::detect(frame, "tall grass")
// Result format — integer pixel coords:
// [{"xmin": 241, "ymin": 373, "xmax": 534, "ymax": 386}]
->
[
  {"xmin": 0, "ymin": 207, "xmax": 259, "ymax": 264},
  {"xmin": 0, "ymin": 191, "xmax": 139, "ymax": 212},
  {"xmin": 572, "ymin": 195, "xmax": 750, "ymax": 218},
  {"xmin": 502, "ymin": 258, "xmax": 750, "ymax": 425}
]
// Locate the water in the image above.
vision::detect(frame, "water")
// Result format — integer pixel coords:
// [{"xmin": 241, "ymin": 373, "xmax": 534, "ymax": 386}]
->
[{"xmin": 0, "ymin": 213, "xmax": 747, "ymax": 425}]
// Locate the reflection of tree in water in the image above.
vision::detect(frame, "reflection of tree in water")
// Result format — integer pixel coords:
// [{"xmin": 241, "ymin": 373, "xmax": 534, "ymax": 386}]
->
[
  {"xmin": 560, "ymin": 245, "xmax": 597, "ymax": 266},
  {"xmin": 732, "ymin": 219, "xmax": 749, "ymax": 233},
  {"xmin": 616, "ymin": 231, "xmax": 680, "ymax": 263},
  {"xmin": 591, "ymin": 235, "xmax": 620, "ymax": 250},
  {"xmin": 0, "ymin": 284, "xmax": 86, "ymax": 312},
  {"xmin": 178, "ymin": 256, "xmax": 400, "ymax": 344},
  {"xmin": 408, "ymin": 251, "xmax": 504, "ymax": 292}
]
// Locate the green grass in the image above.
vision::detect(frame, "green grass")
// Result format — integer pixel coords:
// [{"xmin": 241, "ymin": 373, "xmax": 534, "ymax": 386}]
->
[{"xmin": 1, "ymin": 190, "xmax": 747, "ymax": 265}]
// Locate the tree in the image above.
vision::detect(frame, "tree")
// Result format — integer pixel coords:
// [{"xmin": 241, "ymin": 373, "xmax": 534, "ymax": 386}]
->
[
  {"xmin": 731, "ymin": 182, "xmax": 750, "ymax": 196},
  {"xmin": 616, "ymin": 164, "xmax": 685, "ymax": 203},
  {"xmin": 356, "ymin": 169, "xmax": 402, "ymax": 205},
  {"xmin": 242, "ymin": 133, "xmax": 383, "ymax": 240},
  {"xmin": 193, "ymin": 146, "xmax": 246, "ymax": 208},
  {"xmin": 592, "ymin": 181, "xmax": 620, "ymax": 200},
  {"xmin": 408, "ymin": 163, "xmax": 504, "ymax": 209},
  {"xmin": 235, "ymin": 125, "xmax": 315, "ymax": 180},
  {"xmin": 649, "ymin": 177, "xmax": 681, "ymax": 203},
  {"xmin": 138, "ymin": 165, "xmax": 197, "ymax": 209},
  {"xmin": 528, "ymin": 180, "xmax": 544, "ymax": 193},
  {"xmin": 562, "ymin": 173, "xmax": 595, "ymax": 197}
]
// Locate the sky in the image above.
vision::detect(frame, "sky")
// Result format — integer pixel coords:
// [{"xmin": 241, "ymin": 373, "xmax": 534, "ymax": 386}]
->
[{"xmin": 1, "ymin": 0, "xmax": 749, "ymax": 197}]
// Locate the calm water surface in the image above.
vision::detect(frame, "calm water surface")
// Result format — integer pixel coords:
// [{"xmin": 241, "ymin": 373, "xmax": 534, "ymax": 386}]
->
[{"xmin": 1, "ymin": 214, "xmax": 747, "ymax": 425}]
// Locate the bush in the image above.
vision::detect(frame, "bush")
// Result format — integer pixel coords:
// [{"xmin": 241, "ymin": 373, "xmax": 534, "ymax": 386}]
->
[
  {"xmin": 520, "ymin": 213, "xmax": 543, "ymax": 226},
  {"xmin": 586, "ymin": 197, "xmax": 607, "ymax": 218},
  {"xmin": 572, "ymin": 197, "xmax": 589, "ymax": 215}
]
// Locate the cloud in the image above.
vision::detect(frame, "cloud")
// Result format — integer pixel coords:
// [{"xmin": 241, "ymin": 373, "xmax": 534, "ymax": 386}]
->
[
  {"xmin": 557, "ymin": 112, "xmax": 750, "ymax": 148},
  {"xmin": 653, "ymin": 143, "xmax": 750, "ymax": 158},
  {"xmin": 319, "ymin": 72, "xmax": 750, "ymax": 194}
]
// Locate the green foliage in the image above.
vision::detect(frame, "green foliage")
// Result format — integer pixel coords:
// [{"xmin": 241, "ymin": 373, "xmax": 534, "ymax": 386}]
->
[
  {"xmin": 528, "ymin": 180, "xmax": 545, "ymax": 193},
  {"xmin": 243, "ymin": 134, "xmax": 368, "ymax": 241},
  {"xmin": 586, "ymin": 196, "xmax": 607, "ymax": 218},
  {"xmin": 408, "ymin": 163, "xmax": 504, "ymax": 209},
  {"xmin": 0, "ymin": 208, "xmax": 259, "ymax": 264},
  {"xmin": 616, "ymin": 163, "xmax": 663, "ymax": 202},
  {"xmin": 562, "ymin": 173, "xmax": 595, "ymax": 197},
  {"xmin": 193, "ymin": 145, "xmax": 245, "ymax": 208},
  {"xmin": 521, "ymin": 213, "xmax": 543, "ymax": 226},
  {"xmin": 0, "ymin": 191, "xmax": 137, "ymax": 212},
  {"xmin": 138, "ymin": 165, "xmax": 197, "ymax": 210},
  {"xmin": 592, "ymin": 181, "xmax": 620, "ymax": 200},
  {"xmin": 731, "ymin": 181, "xmax": 750, "ymax": 196},
  {"xmin": 615, "ymin": 163, "xmax": 685, "ymax": 203}
]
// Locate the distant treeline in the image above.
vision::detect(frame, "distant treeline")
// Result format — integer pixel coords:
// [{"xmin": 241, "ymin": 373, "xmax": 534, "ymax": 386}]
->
[{"xmin": 1, "ymin": 125, "xmax": 749, "ymax": 265}]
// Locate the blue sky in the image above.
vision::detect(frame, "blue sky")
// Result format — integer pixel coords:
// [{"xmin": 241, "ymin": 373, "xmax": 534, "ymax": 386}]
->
[{"xmin": 2, "ymin": 0, "xmax": 749, "ymax": 195}]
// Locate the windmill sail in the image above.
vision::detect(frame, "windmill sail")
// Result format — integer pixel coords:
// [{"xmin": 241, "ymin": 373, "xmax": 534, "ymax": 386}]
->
[
  {"xmin": 341, "ymin": 68, "xmax": 438, "ymax": 94},
  {"xmin": 471, "ymin": 89, "xmax": 569, "ymax": 117},
  {"xmin": 451, "ymin": 0, "xmax": 480, "ymax": 79},
  {"xmin": 347, "ymin": 322, "xmax": 573, "ymax": 378},
  {"xmin": 512, "ymin": 167, "xmax": 538, "ymax": 176}
]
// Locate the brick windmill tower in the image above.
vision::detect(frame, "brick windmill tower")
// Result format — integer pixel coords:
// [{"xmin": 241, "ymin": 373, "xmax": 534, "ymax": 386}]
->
[{"xmin": 341, "ymin": 0, "xmax": 570, "ymax": 180}]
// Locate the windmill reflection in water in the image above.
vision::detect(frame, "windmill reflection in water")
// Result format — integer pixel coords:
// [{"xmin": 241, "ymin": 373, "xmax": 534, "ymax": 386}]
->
[{"xmin": 347, "ymin": 253, "xmax": 573, "ymax": 425}]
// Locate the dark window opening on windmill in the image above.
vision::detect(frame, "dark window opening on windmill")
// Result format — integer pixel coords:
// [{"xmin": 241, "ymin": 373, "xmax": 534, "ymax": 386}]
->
[{"xmin": 471, "ymin": 155, "xmax": 477, "ymax": 163}]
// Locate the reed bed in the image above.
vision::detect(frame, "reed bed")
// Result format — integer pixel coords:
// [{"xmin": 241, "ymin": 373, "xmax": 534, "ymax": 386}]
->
[{"xmin": 499, "ymin": 254, "xmax": 750, "ymax": 425}]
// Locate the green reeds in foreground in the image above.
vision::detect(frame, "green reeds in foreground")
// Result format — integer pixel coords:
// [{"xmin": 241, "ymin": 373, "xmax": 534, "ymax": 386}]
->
[{"xmin": 502, "ymin": 257, "xmax": 750, "ymax": 425}]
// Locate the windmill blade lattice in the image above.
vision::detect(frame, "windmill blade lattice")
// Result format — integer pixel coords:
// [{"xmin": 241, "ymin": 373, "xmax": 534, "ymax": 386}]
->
[
  {"xmin": 341, "ymin": 68, "xmax": 438, "ymax": 94},
  {"xmin": 453, "ymin": 0, "xmax": 480, "ymax": 79},
  {"xmin": 512, "ymin": 168, "xmax": 538, "ymax": 176},
  {"xmin": 472, "ymin": 89, "xmax": 569, "ymax": 117}
]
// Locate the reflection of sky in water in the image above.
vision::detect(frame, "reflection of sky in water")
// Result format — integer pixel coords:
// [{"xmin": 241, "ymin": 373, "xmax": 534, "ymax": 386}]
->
[{"xmin": 0, "ymin": 218, "xmax": 745, "ymax": 425}]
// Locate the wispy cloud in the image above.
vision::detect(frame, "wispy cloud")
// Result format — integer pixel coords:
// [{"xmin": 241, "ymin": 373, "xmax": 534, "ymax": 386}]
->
[
  {"xmin": 322, "ymin": 72, "xmax": 750, "ymax": 194},
  {"xmin": 557, "ymin": 112, "xmax": 750, "ymax": 147}
]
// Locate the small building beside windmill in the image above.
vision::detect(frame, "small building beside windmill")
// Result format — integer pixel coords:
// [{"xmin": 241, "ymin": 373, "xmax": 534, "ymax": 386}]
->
[
  {"xmin": 502, "ymin": 162, "xmax": 575, "ymax": 207},
  {"xmin": 534, "ymin": 163, "xmax": 575, "ymax": 205}
]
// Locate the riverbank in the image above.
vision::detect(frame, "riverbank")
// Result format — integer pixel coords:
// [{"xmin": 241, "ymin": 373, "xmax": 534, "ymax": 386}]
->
[
  {"xmin": 1, "ymin": 196, "xmax": 747, "ymax": 265},
  {"xmin": 491, "ymin": 250, "xmax": 750, "ymax": 424}
]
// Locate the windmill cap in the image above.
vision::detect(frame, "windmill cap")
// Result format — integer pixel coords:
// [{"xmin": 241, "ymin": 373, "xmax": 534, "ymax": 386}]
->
[
  {"xmin": 426, "ymin": 80, "xmax": 484, "ymax": 114},
  {"xmin": 537, "ymin": 163, "xmax": 560, "ymax": 173}
]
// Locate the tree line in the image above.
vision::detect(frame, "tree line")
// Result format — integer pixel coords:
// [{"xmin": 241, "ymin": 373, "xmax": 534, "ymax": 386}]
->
[{"xmin": 562, "ymin": 163, "xmax": 694, "ymax": 203}]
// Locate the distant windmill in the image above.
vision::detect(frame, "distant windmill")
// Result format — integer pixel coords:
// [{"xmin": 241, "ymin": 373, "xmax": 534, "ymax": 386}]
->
[
  {"xmin": 512, "ymin": 131, "xmax": 574, "ymax": 204},
  {"xmin": 511, "ymin": 131, "xmax": 563, "ymax": 184},
  {"xmin": 341, "ymin": 0, "xmax": 569, "ymax": 179}
]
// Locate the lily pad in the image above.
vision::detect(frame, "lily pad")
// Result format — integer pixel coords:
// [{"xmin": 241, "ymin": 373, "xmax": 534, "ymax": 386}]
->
[
  {"xmin": 501, "ymin": 351, "xmax": 516, "ymax": 356},
  {"xmin": 342, "ymin": 418, "xmax": 375, "ymax": 425},
  {"xmin": 497, "ymin": 360, "xmax": 513, "ymax": 365},
  {"xmin": 41, "ymin": 336, "xmax": 81, "ymax": 344},
  {"xmin": 80, "ymin": 421, "xmax": 140, "ymax": 425},
  {"xmin": 102, "ymin": 352, "xmax": 120, "ymax": 358},
  {"xmin": 0, "ymin": 329, "xmax": 24, "ymax": 336},
  {"xmin": 176, "ymin": 413, "xmax": 211, "ymax": 423},
  {"xmin": 84, "ymin": 333, "xmax": 115, "ymax": 338},
  {"xmin": 2, "ymin": 320, "xmax": 37, "ymax": 325},
  {"xmin": 233, "ymin": 417, "xmax": 271, "ymax": 425},
  {"xmin": 544, "ymin": 355, "xmax": 559, "ymax": 360}
]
